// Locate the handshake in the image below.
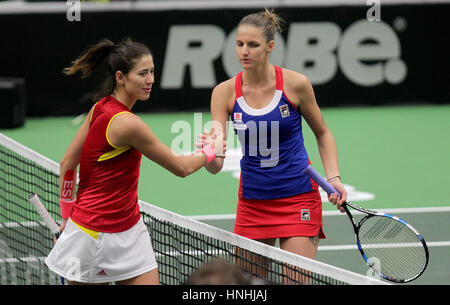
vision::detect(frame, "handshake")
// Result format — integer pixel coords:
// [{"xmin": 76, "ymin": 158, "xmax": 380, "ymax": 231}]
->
[{"xmin": 195, "ymin": 129, "xmax": 227, "ymax": 164}]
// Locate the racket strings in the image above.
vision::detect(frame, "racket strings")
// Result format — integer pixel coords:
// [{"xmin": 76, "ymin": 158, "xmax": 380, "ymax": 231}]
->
[{"xmin": 358, "ymin": 216, "xmax": 427, "ymax": 281}]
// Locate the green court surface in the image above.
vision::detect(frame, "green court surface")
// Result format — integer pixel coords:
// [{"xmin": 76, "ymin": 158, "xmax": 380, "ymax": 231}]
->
[{"xmin": 1, "ymin": 104, "xmax": 449, "ymax": 285}]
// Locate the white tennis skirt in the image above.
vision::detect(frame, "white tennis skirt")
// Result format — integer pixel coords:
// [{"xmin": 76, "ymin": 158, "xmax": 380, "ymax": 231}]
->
[{"xmin": 45, "ymin": 217, "xmax": 158, "ymax": 283}]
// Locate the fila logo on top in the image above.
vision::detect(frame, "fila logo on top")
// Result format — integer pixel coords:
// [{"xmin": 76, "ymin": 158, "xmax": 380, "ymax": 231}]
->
[
  {"xmin": 161, "ymin": 19, "xmax": 407, "ymax": 89},
  {"xmin": 279, "ymin": 105, "xmax": 290, "ymax": 118}
]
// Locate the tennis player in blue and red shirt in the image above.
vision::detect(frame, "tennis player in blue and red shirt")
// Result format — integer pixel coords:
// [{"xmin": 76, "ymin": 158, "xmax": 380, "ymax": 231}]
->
[{"xmin": 200, "ymin": 9, "xmax": 347, "ymax": 262}]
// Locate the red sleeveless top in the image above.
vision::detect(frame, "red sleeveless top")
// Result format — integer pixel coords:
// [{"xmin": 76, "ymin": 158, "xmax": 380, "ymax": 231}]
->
[{"xmin": 71, "ymin": 96, "xmax": 142, "ymax": 233}]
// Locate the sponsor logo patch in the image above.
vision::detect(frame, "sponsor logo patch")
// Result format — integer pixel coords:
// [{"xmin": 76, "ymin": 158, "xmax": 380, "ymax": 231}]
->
[
  {"xmin": 279, "ymin": 104, "xmax": 290, "ymax": 118},
  {"xmin": 301, "ymin": 209, "xmax": 310, "ymax": 221}
]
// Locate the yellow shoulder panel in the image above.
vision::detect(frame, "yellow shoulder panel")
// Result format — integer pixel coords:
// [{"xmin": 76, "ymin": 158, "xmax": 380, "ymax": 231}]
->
[
  {"xmin": 97, "ymin": 145, "xmax": 131, "ymax": 162},
  {"xmin": 98, "ymin": 111, "xmax": 132, "ymax": 161}
]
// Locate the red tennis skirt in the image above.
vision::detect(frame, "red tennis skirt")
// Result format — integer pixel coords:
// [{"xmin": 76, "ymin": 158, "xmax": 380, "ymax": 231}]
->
[{"xmin": 233, "ymin": 190, "xmax": 326, "ymax": 240}]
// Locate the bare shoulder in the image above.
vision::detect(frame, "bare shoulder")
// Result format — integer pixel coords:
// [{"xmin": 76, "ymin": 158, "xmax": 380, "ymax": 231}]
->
[
  {"xmin": 282, "ymin": 68, "xmax": 311, "ymax": 91},
  {"xmin": 281, "ymin": 68, "xmax": 314, "ymax": 107},
  {"xmin": 113, "ymin": 111, "xmax": 139, "ymax": 124},
  {"xmin": 212, "ymin": 78, "xmax": 235, "ymax": 100},
  {"xmin": 211, "ymin": 77, "xmax": 236, "ymax": 114},
  {"xmin": 109, "ymin": 111, "xmax": 145, "ymax": 140}
]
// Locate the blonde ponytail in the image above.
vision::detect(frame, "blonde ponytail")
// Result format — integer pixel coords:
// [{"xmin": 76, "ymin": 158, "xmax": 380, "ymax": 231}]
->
[
  {"xmin": 239, "ymin": 8, "xmax": 285, "ymax": 42},
  {"xmin": 263, "ymin": 7, "xmax": 284, "ymax": 34}
]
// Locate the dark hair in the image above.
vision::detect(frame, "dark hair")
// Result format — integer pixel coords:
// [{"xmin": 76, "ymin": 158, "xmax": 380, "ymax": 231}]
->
[
  {"xmin": 64, "ymin": 38, "xmax": 152, "ymax": 101},
  {"xmin": 239, "ymin": 8, "xmax": 285, "ymax": 42}
]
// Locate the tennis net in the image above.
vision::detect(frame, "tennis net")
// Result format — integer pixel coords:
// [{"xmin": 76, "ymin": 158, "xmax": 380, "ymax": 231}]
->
[{"xmin": 0, "ymin": 132, "xmax": 387, "ymax": 285}]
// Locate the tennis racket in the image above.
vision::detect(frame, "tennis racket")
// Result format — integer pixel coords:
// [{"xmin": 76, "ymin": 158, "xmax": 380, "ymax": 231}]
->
[
  {"xmin": 28, "ymin": 193, "xmax": 64, "ymax": 284},
  {"xmin": 303, "ymin": 165, "xmax": 429, "ymax": 283}
]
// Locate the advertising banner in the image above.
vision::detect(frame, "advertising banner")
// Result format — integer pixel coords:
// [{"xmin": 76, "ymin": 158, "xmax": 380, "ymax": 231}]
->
[{"xmin": 0, "ymin": 1, "xmax": 448, "ymax": 116}]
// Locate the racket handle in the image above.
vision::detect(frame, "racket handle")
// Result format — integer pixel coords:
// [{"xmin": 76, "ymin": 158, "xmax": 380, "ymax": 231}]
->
[
  {"xmin": 303, "ymin": 165, "xmax": 342, "ymax": 196},
  {"xmin": 28, "ymin": 194, "xmax": 61, "ymax": 235}
]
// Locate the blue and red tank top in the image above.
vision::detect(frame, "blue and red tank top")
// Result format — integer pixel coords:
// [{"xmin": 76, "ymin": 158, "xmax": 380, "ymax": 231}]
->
[
  {"xmin": 232, "ymin": 66, "xmax": 318, "ymax": 200},
  {"xmin": 71, "ymin": 95, "xmax": 142, "ymax": 233}
]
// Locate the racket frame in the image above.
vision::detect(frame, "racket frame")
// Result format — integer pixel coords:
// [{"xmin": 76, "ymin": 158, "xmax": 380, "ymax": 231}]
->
[
  {"xmin": 303, "ymin": 165, "xmax": 430, "ymax": 283},
  {"xmin": 342, "ymin": 201, "xmax": 429, "ymax": 283}
]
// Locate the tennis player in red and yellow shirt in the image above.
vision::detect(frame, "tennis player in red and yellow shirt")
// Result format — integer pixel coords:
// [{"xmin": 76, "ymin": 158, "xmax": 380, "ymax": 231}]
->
[{"xmin": 45, "ymin": 39, "xmax": 224, "ymax": 285}]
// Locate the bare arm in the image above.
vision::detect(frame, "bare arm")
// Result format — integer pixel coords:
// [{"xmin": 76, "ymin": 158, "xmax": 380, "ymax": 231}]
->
[
  {"xmin": 58, "ymin": 107, "xmax": 93, "ymax": 227},
  {"xmin": 59, "ymin": 112, "xmax": 92, "ymax": 182},
  {"xmin": 108, "ymin": 112, "xmax": 211, "ymax": 178},
  {"xmin": 298, "ymin": 78, "xmax": 340, "ymax": 179},
  {"xmin": 286, "ymin": 71, "xmax": 346, "ymax": 210},
  {"xmin": 203, "ymin": 80, "xmax": 234, "ymax": 174}
]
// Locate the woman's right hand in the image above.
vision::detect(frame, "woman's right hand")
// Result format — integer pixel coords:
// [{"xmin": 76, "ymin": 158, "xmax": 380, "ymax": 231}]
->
[
  {"xmin": 196, "ymin": 129, "xmax": 211, "ymax": 150},
  {"xmin": 54, "ymin": 219, "xmax": 68, "ymax": 243},
  {"xmin": 327, "ymin": 179, "xmax": 347, "ymax": 213},
  {"xmin": 196, "ymin": 129, "xmax": 227, "ymax": 158}
]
